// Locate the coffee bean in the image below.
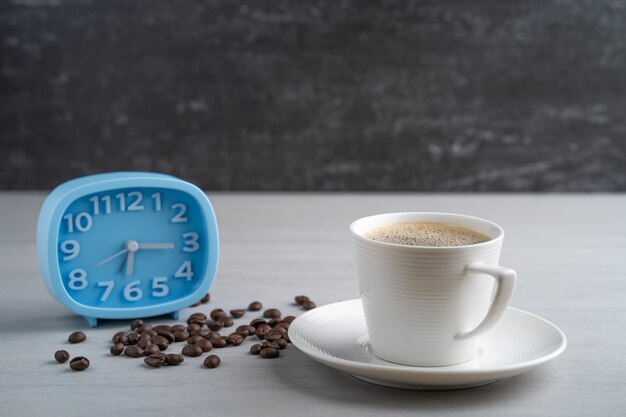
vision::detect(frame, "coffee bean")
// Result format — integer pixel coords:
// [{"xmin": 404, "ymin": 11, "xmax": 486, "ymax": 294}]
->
[
  {"xmin": 259, "ymin": 347, "xmax": 280, "ymax": 359},
  {"xmin": 142, "ymin": 329, "xmax": 158, "ymax": 337},
  {"xmin": 248, "ymin": 301, "xmax": 263, "ymax": 311},
  {"xmin": 262, "ymin": 341, "xmax": 280, "ymax": 350},
  {"xmin": 151, "ymin": 335, "xmax": 169, "ymax": 350},
  {"xmin": 196, "ymin": 338, "xmax": 213, "ymax": 352},
  {"xmin": 110, "ymin": 343, "xmax": 124, "ymax": 356},
  {"xmin": 157, "ymin": 329, "xmax": 175, "ymax": 343},
  {"xmin": 181, "ymin": 344, "xmax": 203, "ymax": 357},
  {"xmin": 187, "ymin": 323, "xmax": 201, "ymax": 332},
  {"xmin": 112, "ymin": 331, "xmax": 129, "ymax": 344},
  {"xmin": 207, "ymin": 320, "xmax": 224, "ymax": 331},
  {"xmin": 136, "ymin": 324, "xmax": 153, "ymax": 334},
  {"xmin": 144, "ymin": 353, "xmax": 166, "ymax": 368},
  {"xmin": 165, "ymin": 353, "xmax": 184, "ymax": 366},
  {"xmin": 218, "ymin": 317, "xmax": 234, "ymax": 328},
  {"xmin": 249, "ymin": 318, "xmax": 267, "ymax": 328},
  {"xmin": 264, "ymin": 329, "xmax": 283, "ymax": 342},
  {"xmin": 68, "ymin": 331, "xmax": 86, "ymax": 344},
  {"xmin": 171, "ymin": 324, "xmax": 186, "ymax": 332},
  {"xmin": 209, "ymin": 337, "xmax": 227, "ymax": 348},
  {"xmin": 130, "ymin": 319, "xmax": 144, "ymax": 330},
  {"xmin": 283, "ymin": 316, "xmax": 296, "ymax": 324},
  {"xmin": 144, "ymin": 344, "xmax": 161, "ymax": 355},
  {"xmin": 137, "ymin": 337, "xmax": 152, "ymax": 349},
  {"xmin": 205, "ymin": 331, "xmax": 221, "ymax": 340},
  {"xmin": 275, "ymin": 338, "xmax": 288, "ymax": 350},
  {"xmin": 126, "ymin": 333, "xmax": 140, "ymax": 345},
  {"xmin": 274, "ymin": 322, "xmax": 290, "ymax": 331},
  {"xmin": 153, "ymin": 325, "xmax": 172, "ymax": 333},
  {"xmin": 187, "ymin": 316, "xmax": 207, "ymax": 326},
  {"xmin": 187, "ymin": 335, "xmax": 204, "ymax": 344},
  {"xmin": 237, "ymin": 325, "xmax": 255, "ymax": 337},
  {"xmin": 210, "ymin": 309, "xmax": 227, "ymax": 320},
  {"xmin": 263, "ymin": 308, "xmax": 281, "ymax": 319},
  {"xmin": 302, "ymin": 300, "xmax": 316, "ymax": 310},
  {"xmin": 69, "ymin": 356, "xmax": 90, "ymax": 370},
  {"xmin": 227, "ymin": 333, "xmax": 244, "ymax": 346},
  {"xmin": 230, "ymin": 309, "xmax": 245, "ymax": 318},
  {"xmin": 295, "ymin": 295, "xmax": 309, "ymax": 305},
  {"xmin": 250, "ymin": 344, "xmax": 263, "ymax": 355},
  {"xmin": 54, "ymin": 350, "xmax": 69, "ymax": 363},
  {"xmin": 124, "ymin": 345, "xmax": 144, "ymax": 358},
  {"xmin": 267, "ymin": 318, "xmax": 282, "ymax": 327},
  {"xmin": 200, "ymin": 293, "xmax": 211, "ymax": 304},
  {"xmin": 255, "ymin": 324, "xmax": 271, "ymax": 339},
  {"xmin": 204, "ymin": 355, "xmax": 221, "ymax": 368},
  {"xmin": 173, "ymin": 330, "xmax": 189, "ymax": 342},
  {"xmin": 189, "ymin": 328, "xmax": 209, "ymax": 337}
]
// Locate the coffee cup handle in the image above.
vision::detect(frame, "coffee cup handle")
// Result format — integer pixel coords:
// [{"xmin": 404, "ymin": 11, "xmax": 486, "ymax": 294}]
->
[{"xmin": 455, "ymin": 263, "xmax": 517, "ymax": 341}]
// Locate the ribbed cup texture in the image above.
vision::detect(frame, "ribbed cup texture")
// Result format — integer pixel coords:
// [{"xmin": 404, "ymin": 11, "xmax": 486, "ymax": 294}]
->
[{"xmin": 353, "ymin": 233, "xmax": 503, "ymax": 366}]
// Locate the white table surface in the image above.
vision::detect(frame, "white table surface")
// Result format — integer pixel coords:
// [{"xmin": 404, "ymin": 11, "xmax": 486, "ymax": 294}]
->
[{"xmin": 0, "ymin": 192, "xmax": 624, "ymax": 417}]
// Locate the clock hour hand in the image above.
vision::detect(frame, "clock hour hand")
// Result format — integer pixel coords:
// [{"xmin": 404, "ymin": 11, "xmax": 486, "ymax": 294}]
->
[{"xmin": 137, "ymin": 243, "xmax": 175, "ymax": 250}]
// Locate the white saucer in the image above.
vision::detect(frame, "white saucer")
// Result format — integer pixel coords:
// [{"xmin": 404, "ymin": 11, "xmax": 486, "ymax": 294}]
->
[{"xmin": 289, "ymin": 299, "xmax": 567, "ymax": 390}]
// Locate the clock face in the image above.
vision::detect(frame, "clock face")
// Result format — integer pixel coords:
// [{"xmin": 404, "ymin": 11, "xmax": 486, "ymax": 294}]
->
[{"xmin": 57, "ymin": 187, "xmax": 207, "ymax": 308}]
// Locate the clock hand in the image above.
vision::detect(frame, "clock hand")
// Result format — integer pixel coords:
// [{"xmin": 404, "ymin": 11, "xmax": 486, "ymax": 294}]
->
[
  {"xmin": 97, "ymin": 248, "xmax": 128, "ymax": 266},
  {"xmin": 118, "ymin": 253, "xmax": 128, "ymax": 273},
  {"xmin": 124, "ymin": 240, "xmax": 139, "ymax": 277},
  {"xmin": 137, "ymin": 243, "xmax": 175, "ymax": 250}
]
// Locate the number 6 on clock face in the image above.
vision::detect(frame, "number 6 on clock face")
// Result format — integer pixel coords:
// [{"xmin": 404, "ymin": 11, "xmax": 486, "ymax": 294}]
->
[{"xmin": 37, "ymin": 172, "xmax": 219, "ymax": 327}]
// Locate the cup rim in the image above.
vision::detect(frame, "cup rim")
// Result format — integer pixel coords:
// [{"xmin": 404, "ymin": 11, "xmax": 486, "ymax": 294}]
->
[{"xmin": 349, "ymin": 212, "xmax": 505, "ymax": 250}]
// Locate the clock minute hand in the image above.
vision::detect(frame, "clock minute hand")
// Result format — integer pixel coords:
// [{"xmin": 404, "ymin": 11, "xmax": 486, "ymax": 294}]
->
[
  {"xmin": 137, "ymin": 243, "xmax": 175, "ymax": 250},
  {"xmin": 96, "ymin": 248, "xmax": 128, "ymax": 266}
]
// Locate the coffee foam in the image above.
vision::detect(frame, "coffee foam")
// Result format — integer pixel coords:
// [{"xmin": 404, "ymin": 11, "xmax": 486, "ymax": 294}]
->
[{"xmin": 364, "ymin": 222, "xmax": 490, "ymax": 247}]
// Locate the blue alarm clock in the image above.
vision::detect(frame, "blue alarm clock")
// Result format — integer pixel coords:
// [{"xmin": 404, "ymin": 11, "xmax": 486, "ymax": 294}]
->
[{"xmin": 37, "ymin": 172, "xmax": 219, "ymax": 327}]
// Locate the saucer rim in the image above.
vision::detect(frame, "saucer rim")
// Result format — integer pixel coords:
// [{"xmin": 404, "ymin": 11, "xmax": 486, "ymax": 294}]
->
[{"xmin": 290, "ymin": 299, "xmax": 568, "ymax": 376}]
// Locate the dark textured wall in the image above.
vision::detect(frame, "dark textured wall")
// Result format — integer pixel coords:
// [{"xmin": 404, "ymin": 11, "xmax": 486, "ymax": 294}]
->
[{"xmin": 1, "ymin": 0, "xmax": 625, "ymax": 191}]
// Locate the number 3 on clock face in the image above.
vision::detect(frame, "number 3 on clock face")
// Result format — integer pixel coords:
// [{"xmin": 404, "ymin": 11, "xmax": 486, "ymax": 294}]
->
[{"xmin": 37, "ymin": 173, "xmax": 219, "ymax": 326}]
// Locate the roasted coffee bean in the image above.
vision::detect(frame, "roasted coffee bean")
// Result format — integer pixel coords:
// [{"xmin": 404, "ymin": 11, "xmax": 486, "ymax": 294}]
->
[
  {"xmin": 68, "ymin": 331, "xmax": 86, "ymax": 344},
  {"xmin": 283, "ymin": 316, "xmax": 296, "ymax": 324},
  {"xmin": 173, "ymin": 330, "xmax": 190, "ymax": 342},
  {"xmin": 262, "ymin": 341, "xmax": 280, "ymax": 350},
  {"xmin": 110, "ymin": 343, "xmax": 125, "ymax": 356},
  {"xmin": 165, "ymin": 353, "xmax": 184, "ymax": 366},
  {"xmin": 263, "ymin": 308, "xmax": 281, "ymax": 319},
  {"xmin": 210, "ymin": 309, "xmax": 227, "ymax": 320},
  {"xmin": 250, "ymin": 344, "xmax": 263, "ymax": 355},
  {"xmin": 196, "ymin": 338, "xmax": 213, "ymax": 352},
  {"xmin": 112, "ymin": 331, "xmax": 129, "ymax": 344},
  {"xmin": 264, "ymin": 329, "xmax": 284, "ymax": 342},
  {"xmin": 237, "ymin": 325, "xmax": 255, "ymax": 337},
  {"xmin": 151, "ymin": 335, "xmax": 169, "ymax": 350},
  {"xmin": 204, "ymin": 355, "xmax": 221, "ymax": 368},
  {"xmin": 126, "ymin": 333, "xmax": 140, "ymax": 345},
  {"xmin": 259, "ymin": 347, "xmax": 279, "ymax": 359},
  {"xmin": 230, "ymin": 309, "xmax": 245, "ymax": 318},
  {"xmin": 207, "ymin": 320, "xmax": 224, "ymax": 331},
  {"xmin": 205, "ymin": 331, "xmax": 221, "ymax": 340},
  {"xmin": 157, "ymin": 329, "xmax": 175, "ymax": 343},
  {"xmin": 255, "ymin": 324, "xmax": 272, "ymax": 339},
  {"xmin": 302, "ymin": 300, "xmax": 316, "ymax": 310},
  {"xmin": 274, "ymin": 322, "xmax": 290, "ymax": 331},
  {"xmin": 142, "ymin": 329, "xmax": 158, "ymax": 337},
  {"xmin": 144, "ymin": 353, "xmax": 166, "ymax": 368},
  {"xmin": 153, "ymin": 325, "xmax": 172, "ymax": 333},
  {"xmin": 200, "ymin": 293, "xmax": 211, "ymax": 304},
  {"xmin": 218, "ymin": 317, "xmax": 234, "ymax": 328},
  {"xmin": 248, "ymin": 301, "xmax": 263, "ymax": 311},
  {"xmin": 250, "ymin": 318, "xmax": 267, "ymax": 328},
  {"xmin": 189, "ymin": 329, "xmax": 209, "ymax": 337},
  {"xmin": 171, "ymin": 324, "xmax": 186, "ymax": 332},
  {"xmin": 136, "ymin": 324, "xmax": 153, "ymax": 334},
  {"xmin": 69, "ymin": 356, "xmax": 90, "ymax": 370},
  {"xmin": 267, "ymin": 318, "xmax": 282, "ymax": 327},
  {"xmin": 188, "ymin": 335, "xmax": 205, "ymax": 344},
  {"xmin": 124, "ymin": 345, "xmax": 144, "ymax": 358},
  {"xmin": 275, "ymin": 338, "xmax": 288, "ymax": 350},
  {"xmin": 130, "ymin": 319, "xmax": 144, "ymax": 330},
  {"xmin": 187, "ymin": 323, "xmax": 201, "ymax": 332},
  {"xmin": 210, "ymin": 337, "xmax": 227, "ymax": 348},
  {"xmin": 294, "ymin": 295, "xmax": 309, "ymax": 305},
  {"xmin": 54, "ymin": 350, "xmax": 69, "ymax": 363},
  {"xmin": 137, "ymin": 337, "xmax": 152, "ymax": 349},
  {"xmin": 235, "ymin": 328, "xmax": 250, "ymax": 338},
  {"xmin": 227, "ymin": 333, "xmax": 245, "ymax": 346},
  {"xmin": 187, "ymin": 316, "xmax": 207, "ymax": 326},
  {"xmin": 144, "ymin": 344, "xmax": 161, "ymax": 355},
  {"xmin": 181, "ymin": 344, "xmax": 203, "ymax": 357}
]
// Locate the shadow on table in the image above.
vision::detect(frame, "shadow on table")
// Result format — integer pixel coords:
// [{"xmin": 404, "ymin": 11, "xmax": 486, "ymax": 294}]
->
[{"xmin": 268, "ymin": 351, "xmax": 546, "ymax": 412}]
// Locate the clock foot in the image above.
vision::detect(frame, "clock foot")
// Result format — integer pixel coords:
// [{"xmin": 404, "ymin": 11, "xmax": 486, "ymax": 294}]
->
[
  {"xmin": 84, "ymin": 316, "xmax": 98, "ymax": 327},
  {"xmin": 170, "ymin": 310, "xmax": 180, "ymax": 320}
]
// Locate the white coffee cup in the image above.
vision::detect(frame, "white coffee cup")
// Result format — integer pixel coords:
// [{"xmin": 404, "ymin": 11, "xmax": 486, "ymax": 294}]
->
[{"xmin": 350, "ymin": 212, "xmax": 516, "ymax": 367}]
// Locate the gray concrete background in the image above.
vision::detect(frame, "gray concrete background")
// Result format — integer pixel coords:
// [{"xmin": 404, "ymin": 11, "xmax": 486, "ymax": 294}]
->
[{"xmin": 1, "ymin": 0, "xmax": 626, "ymax": 190}]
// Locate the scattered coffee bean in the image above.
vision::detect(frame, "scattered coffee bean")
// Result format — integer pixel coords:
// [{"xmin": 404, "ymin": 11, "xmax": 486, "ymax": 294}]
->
[
  {"xmin": 230, "ymin": 309, "xmax": 245, "ymax": 318},
  {"xmin": 210, "ymin": 337, "xmax": 227, "ymax": 348},
  {"xmin": 130, "ymin": 319, "xmax": 144, "ymax": 331},
  {"xmin": 237, "ymin": 325, "xmax": 255, "ymax": 337},
  {"xmin": 275, "ymin": 338, "xmax": 288, "ymax": 350},
  {"xmin": 249, "ymin": 318, "xmax": 267, "ymax": 328},
  {"xmin": 157, "ymin": 329, "xmax": 175, "ymax": 343},
  {"xmin": 181, "ymin": 344, "xmax": 203, "ymax": 357},
  {"xmin": 302, "ymin": 300, "xmax": 316, "ymax": 310},
  {"xmin": 187, "ymin": 315, "xmax": 207, "ymax": 326},
  {"xmin": 196, "ymin": 338, "xmax": 213, "ymax": 352},
  {"xmin": 235, "ymin": 328, "xmax": 250, "ymax": 338},
  {"xmin": 218, "ymin": 317, "xmax": 234, "ymax": 328},
  {"xmin": 264, "ymin": 329, "xmax": 283, "ymax": 342},
  {"xmin": 187, "ymin": 335, "xmax": 204, "ymax": 345},
  {"xmin": 173, "ymin": 330, "xmax": 189, "ymax": 342},
  {"xmin": 205, "ymin": 331, "xmax": 221, "ymax": 340},
  {"xmin": 112, "ymin": 331, "xmax": 128, "ymax": 344},
  {"xmin": 227, "ymin": 333, "xmax": 245, "ymax": 346},
  {"xmin": 262, "ymin": 341, "xmax": 280, "ymax": 350},
  {"xmin": 207, "ymin": 320, "xmax": 224, "ymax": 331},
  {"xmin": 124, "ymin": 345, "xmax": 144, "ymax": 358},
  {"xmin": 171, "ymin": 324, "xmax": 186, "ymax": 332},
  {"xmin": 137, "ymin": 337, "xmax": 152, "ymax": 349},
  {"xmin": 204, "ymin": 355, "xmax": 221, "ymax": 368},
  {"xmin": 259, "ymin": 347, "xmax": 279, "ymax": 359},
  {"xmin": 210, "ymin": 309, "xmax": 227, "ymax": 320},
  {"xmin": 69, "ymin": 356, "xmax": 90, "ymax": 371},
  {"xmin": 54, "ymin": 350, "xmax": 69, "ymax": 363},
  {"xmin": 151, "ymin": 335, "xmax": 169, "ymax": 350},
  {"xmin": 153, "ymin": 325, "xmax": 172, "ymax": 333},
  {"xmin": 250, "ymin": 344, "xmax": 263, "ymax": 355},
  {"xmin": 255, "ymin": 324, "xmax": 272, "ymax": 339},
  {"xmin": 68, "ymin": 331, "xmax": 86, "ymax": 344},
  {"xmin": 142, "ymin": 329, "xmax": 158, "ymax": 337},
  {"xmin": 294, "ymin": 295, "xmax": 309, "ymax": 305},
  {"xmin": 248, "ymin": 301, "xmax": 263, "ymax": 311},
  {"xmin": 189, "ymin": 328, "xmax": 209, "ymax": 337},
  {"xmin": 110, "ymin": 343, "xmax": 124, "ymax": 356},
  {"xmin": 136, "ymin": 324, "xmax": 153, "ymax": 334},
  {"xmin": 126, "ymin": 333, "xmax": 140, "ymax": 345},
  {"xmin": 263, "ymin": 308, "xmax": 281, "ymax": 319},
  {"xmin": 144, "ymin": 344, "xmax": 161, "ymax": 355},
  {"xmin": 165, "ymin": 353, "xmax": 184, "ymax": 366},
  {"xmin": 144, "ymin": 353, "xmax": 166, "ymax": 368},
  {"xmin": 274, "ymin": 322, "xmax": 290, "ymax": 331},
  {"xmin": 283, "ymin": 316, "xmax": 296, "ymax": 324},
  {"xmin": 187, "ymin": 323, "xmax": 201, "ymax": 332},
  {"xmin": 200, "ymin": 293, "xmax": 211, "ymax": 304}
]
